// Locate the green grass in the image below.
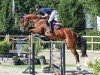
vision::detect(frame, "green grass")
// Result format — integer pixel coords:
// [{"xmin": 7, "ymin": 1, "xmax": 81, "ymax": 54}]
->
[
  {"xmin": 0, "ymin": 64, "xmax": 75, "ymax": 69},
  {"xmin": 0, "ymin": 64, "xmax": 28, "ymax": 68},
  {"xmin": 0, "ymin": 64, "xmax": 45, "ymax": 68},
  {"xmin": 66, "ymin": 64, "xmax": 75, "ymax": 67}
]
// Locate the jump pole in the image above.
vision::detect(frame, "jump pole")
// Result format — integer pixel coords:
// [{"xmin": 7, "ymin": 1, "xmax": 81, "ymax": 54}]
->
[
  {"xmin": 36, "ymin": 36, "xmax": 66, "ymax": 75},
  {"xmin": 49, "ymin": 40, "xmax": 66, "ymax": 75},
  {"xmin": 28, "ymin": 34, "xmax": 35, "ymax": 75},
  {"xmin": 60, "ymin": 42, "xmax": 65, "ymax": 75},
  {"xmin": 50, "ymin": 40, "xmax": 53, "ymax": 72},
  {"xmin": 31, "ymin": 34, "xmax": 35, "ymax": 75},
  {"xmin": 23, "ymin": 34, "xmax": 35, "ymax": 75}
]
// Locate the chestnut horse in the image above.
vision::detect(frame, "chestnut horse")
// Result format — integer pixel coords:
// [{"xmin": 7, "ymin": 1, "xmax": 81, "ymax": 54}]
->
[{"xmin": 20, "ymin": 14, "xmax": 87, "ymax": 70}]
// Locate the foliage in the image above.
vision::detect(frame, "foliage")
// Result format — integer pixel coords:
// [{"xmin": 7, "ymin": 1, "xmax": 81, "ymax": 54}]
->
[
  {"xmin": 58, "ymin": 0, "xmax": 86, "ymax": 33},
  {"xmin": 17, "ymin": 38, "xmax": 43, "ymax": 56},
  {"xmin": 12, "ymin": 56, "xmax": 23, "ymax": 65},
  {"xmin": 58, "ymin": 0, "xmax": 76, "ymax": 27},
  {"xmin": 39, "ymin": 55, "xmax": 45, "ymax": 59},
  {"xmin": 85, "ymin": 30, "xmax": 100, "ymax": 51},
  {"xmin": 35, "ymin": 38, "xmax": 43, "ymax": 56},
  {"xmin": 82, "ymin": 0, "xmax": 100, "ymax": 22},
  {"xmin": 86, "ymin": 30, "xmax": 100, "ymax": 36},
  {"xmin": 21, "ymin": 44, "xmax": 29, "ymax": 52},
  {"xmin": 88, "ymin": 60, "xmax": 100, "ymax": 75},
  {"xmin": 0, "ymin": 0, "xmax": 100, "ymax": 35},
  {"xmin": 37, "ymin": 0, "xmax": 59, "ymax": 9},
  {"xmin": 0, "ymin": 0, "xmax": 37, "ymax": 34},
  {"xmin": 0, "ymin": 39, "xmax": 11, "ymax": 56},
  {"xmin": 0, "ymin": 0, "xmax": 12, "ymax": 34},
  {"xmin": 12, "ymin": 56, "xmax": 18, "ymax": 60},
  {"xmin": 55, "ymin": 43, "xmax": 62, "ymax": 49}
]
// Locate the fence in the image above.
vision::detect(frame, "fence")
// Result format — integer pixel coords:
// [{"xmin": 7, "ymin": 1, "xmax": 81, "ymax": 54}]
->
[
  {"xmin": 83, "ymin": 36, "xmax": 100, "ymax": 52},
  {"xmin": 0, "ymin": 35, "xmax": 100, "ymax": 52}
]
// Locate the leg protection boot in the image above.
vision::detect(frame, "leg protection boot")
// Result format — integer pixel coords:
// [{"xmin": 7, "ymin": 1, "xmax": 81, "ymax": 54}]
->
[{"xmin": 49, "ymin": 21, "xmax": 54, "ymax": 33}]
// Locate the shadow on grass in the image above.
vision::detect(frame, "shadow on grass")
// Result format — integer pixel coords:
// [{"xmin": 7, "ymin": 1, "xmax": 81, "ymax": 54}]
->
[{"xmin": 66, "ymin": 70, "xmax": 93, "ymax": 75}]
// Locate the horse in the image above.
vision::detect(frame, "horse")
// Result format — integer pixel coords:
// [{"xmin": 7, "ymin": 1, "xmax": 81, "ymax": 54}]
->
[
  {"xmin": 20, "ymin": 14, "xmax": 87, "ymax": 70},
  {"xmin": 77, "ymin": 36, "xmax": 87, "ymax": 57}
]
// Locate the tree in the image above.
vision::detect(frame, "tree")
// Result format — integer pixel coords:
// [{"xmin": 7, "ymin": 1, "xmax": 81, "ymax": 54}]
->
[
  {"xmin": 36, "ymin": 0, "xmax": 59, "ymax": 9},
  {"xmin": 0, "ymin": 0, "xmax": 99, "ymax": 35},
  {"xmin": 74, "ymin": 3, "xmax": 86, "ymax": 34},
  {"xmin": 58, "ymin": 0, "xmax": 100, "ymax": 34},
  {"xmin": 0, "ymin": 0, "xmax": 37, "ymax": 35},
  {"xmin": 0, "ymin": 0, "xmax": 12, "ymax": 34},
  {"xmin": 58, "ymin": 0, "xmax": 86, "ymax": 34}
]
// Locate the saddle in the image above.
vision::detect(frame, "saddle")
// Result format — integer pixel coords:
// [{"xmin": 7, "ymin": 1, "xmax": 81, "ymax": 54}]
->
[
  {"xmin": 53, "ymin": 23, "xmax": 61, "ymax": 29},
  {"xmin": 46, "ymin": 21, "xmax": 61, "ymax": 30}
]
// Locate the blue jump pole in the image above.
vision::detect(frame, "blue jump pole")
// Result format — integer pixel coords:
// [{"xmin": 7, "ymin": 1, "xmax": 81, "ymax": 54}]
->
[{"xmin": 60, "ymin": 42, "xmax": 65, "ymax": 75}]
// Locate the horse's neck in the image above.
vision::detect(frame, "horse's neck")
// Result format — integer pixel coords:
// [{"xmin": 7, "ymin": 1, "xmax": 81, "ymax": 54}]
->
[{"xmin": 34, "ymin": 19, "xmax": 47, "ymax": 28}]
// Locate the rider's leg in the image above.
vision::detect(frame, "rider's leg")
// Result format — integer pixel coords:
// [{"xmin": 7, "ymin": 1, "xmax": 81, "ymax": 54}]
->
[
  {"xmin": 48, "ymin": 10, "xmax": 58, "ymax": 33},
  {"xmin": 48, "ymin": 21, "xmax": 54, "ymax": 33}
]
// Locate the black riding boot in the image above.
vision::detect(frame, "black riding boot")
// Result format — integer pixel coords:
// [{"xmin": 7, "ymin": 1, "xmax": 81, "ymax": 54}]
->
[{"xmin": 49, "ymin": 21, "xmax": 54, "ymax": 33}]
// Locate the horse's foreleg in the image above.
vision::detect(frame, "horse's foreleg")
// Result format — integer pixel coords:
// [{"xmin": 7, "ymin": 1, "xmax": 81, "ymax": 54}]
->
[{"xmin": 29, "ymin": 28, "xmax": 40, "ymax": 34}]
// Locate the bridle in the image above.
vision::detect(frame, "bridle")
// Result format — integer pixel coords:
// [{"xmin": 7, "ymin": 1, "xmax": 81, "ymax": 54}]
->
[
  {"xmin": 31, "ymin": 17, "xmax": 43, "ymax": 28},
  {"xmin": 32, "ymin": 17, "xmax": 41, "ymax": 24},
  {"xmin": 20, "ymin": 15, "xmax": 42, "ymax": 31}
]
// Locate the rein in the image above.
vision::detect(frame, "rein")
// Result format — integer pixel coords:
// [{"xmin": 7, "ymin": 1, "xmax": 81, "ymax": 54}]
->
[
  {"xmin": 31, "ymin": 17, "xmax": 43, "ymax": 28},
  {"xmin": 33, "ymin": 17, "xmax": 40, "ymax": 23}
]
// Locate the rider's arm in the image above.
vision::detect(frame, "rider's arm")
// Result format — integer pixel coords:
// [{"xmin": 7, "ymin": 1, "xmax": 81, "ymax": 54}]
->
[{"xmin": 41, "ymin": 13, "xmax": 48, "ymax": 19}]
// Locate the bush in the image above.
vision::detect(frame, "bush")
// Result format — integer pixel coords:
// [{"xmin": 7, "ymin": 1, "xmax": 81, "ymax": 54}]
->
[
  {"xmin": 12, "ymin": 56, "xmax": 23, "ymax": 65},
  {"xmin": 58, "ymin": 0, "xmax": 85, "ymax": 34},
  {"xmin": 39, "ymin": 55, "xmax": 45, "ymax": 59},
  {"xmin": 0, "ymin": 39, "xmax": 11, "ymax": 56},
  {"xmin": 12, "ymin": 56, "xmax": 18, "ymax": 61},
  {"xmin": 35, "ymin": 38, "xmax": 43, "ymax": 56},
  {"xmin": 88, "ymin": 59, "xmax": 100, "ymax": 75},
  {"xmin": 39, "ymin": 55, "xmax": 46, "ymax": 65},
  {"xmin": 85, "ymin": 30, "xmax": 100, "ymax": 51},
  {"xmin": 21, "ymin": 44, "xmax": 29, "ymax": 52},
  {"xmin": 86, "ymin": 30, "xmax": 100, "ymax": 36}
]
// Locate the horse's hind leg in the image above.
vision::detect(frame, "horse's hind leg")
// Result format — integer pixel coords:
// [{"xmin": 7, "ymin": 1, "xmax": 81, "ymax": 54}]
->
[
  {"xmin": 69, "ymin": 47, "xmax": 81, "ymax": 71},
  {"xmin": 65, "ymin": 38, "xmax": 79, "ymax": 63},
  {"xmin": 65, "ymin": 38, "xmax": 81, "ymax": 71}
]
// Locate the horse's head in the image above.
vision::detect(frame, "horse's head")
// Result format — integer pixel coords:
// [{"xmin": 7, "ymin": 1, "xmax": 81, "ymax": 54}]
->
[
  {"xmin": 20, "ymin": 14, "xmax": 38, "ymax": 32},
  {"xmin": 20, "ymin": 16, "xmax": 29, "ymax": 32}
]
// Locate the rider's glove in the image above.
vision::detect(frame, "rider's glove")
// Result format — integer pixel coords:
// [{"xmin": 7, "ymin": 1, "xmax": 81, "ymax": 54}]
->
[{"xmin": 37, "ymin": 15, "xmax": 42, "ymax": 19}]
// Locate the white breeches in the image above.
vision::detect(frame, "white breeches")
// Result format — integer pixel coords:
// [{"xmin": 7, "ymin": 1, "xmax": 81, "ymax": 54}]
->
[{"xmin": 48, "ymin": 10, "xmax": 58, "ymax": 22}]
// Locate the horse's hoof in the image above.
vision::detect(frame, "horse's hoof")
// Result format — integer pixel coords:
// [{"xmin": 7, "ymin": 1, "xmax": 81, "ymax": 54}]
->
[
  {"xmin": 77, "ymin": 67, "xmax": 81, "ymax": 73},
  {"xmin": 81, "ymin": 54, "xmax": 88, "ymax": 57}
]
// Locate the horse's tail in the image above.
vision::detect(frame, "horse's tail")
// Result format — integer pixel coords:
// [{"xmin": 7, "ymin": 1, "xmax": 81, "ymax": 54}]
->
[{"xmin": 77, "ymin": 35, "xmax": 88, "ymax": 57}]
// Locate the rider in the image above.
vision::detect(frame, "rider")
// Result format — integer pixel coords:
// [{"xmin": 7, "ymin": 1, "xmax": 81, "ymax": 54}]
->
[{"xmin": 35, "ymin": 4, "xmax": 58, "ymax": 33}]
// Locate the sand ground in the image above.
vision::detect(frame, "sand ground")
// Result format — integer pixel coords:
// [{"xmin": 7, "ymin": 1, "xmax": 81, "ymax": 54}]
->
[{"xmin": 0, "ymin": 51, "xmax": 100, "ymax": 75}]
